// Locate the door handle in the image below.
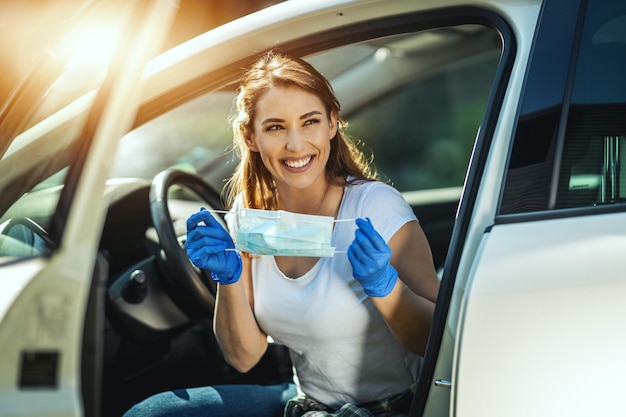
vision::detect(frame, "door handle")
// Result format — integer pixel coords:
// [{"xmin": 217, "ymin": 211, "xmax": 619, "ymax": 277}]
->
[{"xmin": 434, "ymin": 379, "xmax": 452, "ymax": 389}]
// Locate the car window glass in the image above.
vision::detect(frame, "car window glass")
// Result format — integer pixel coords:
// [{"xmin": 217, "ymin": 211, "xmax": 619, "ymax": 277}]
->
[
  {"xmin": 556, "ymin": 2, "xmax": 626, "ymax": 208},
  {"xmin": 501, "ymin": 0, "xmax": 626, "ymax": 214},
  {"xmin": 340, "ymin": 33, "xmax": 500, "ymax": 193}
]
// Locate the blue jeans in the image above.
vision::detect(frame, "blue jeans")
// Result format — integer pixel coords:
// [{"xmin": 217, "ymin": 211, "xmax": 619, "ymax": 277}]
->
[{"xmin": 123, "ymin": 383, "xmax": 297, "ymax": 417}]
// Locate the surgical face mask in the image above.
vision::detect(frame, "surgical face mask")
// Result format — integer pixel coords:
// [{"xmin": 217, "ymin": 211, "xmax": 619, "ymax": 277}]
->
[{"xmin": 234, "ymin": 208, "xmax": 348, "ymax": 257}]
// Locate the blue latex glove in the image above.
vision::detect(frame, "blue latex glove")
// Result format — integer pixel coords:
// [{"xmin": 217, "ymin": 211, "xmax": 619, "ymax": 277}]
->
[
  {"xmin": 347, "ymin": 217, "xmax": 398, "ymax": 297},
  {"xmin": 185, "ymin": 208, "xmax": 242, "ymax": 284}
]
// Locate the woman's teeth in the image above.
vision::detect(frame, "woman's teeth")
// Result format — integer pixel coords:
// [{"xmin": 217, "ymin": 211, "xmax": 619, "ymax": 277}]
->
[{"xmin": 284, "ymin": 156, "xmax": 312, "ymax": 168}]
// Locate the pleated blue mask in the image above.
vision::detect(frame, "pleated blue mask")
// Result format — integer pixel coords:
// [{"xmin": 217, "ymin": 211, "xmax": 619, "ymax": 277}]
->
[{"xmin": 235, "ymin": 208, "xmax": 337, "ymax": 257}]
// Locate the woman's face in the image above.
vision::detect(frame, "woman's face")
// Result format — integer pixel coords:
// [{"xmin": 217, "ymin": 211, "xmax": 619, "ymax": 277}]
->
[{"xmin": 247, "ymin": 85, "xmax": 337, "ymax": 192}]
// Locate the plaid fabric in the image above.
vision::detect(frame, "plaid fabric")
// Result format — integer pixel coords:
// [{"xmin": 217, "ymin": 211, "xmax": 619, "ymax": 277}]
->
[
  {"xmin": 284, "ymin": 396, "xmax": 333, "ymax": 417},
  {"xmin": 283, "ymin": 385, "xmax": 414, "ymax": 417},
  {"xmin": 302, "ymin": 403, "xmax": 375, "ymax": 417}
]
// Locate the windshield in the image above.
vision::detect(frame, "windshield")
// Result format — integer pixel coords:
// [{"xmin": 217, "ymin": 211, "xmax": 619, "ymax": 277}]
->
[{"xmin": 111, "ymin": 90, "xmax": 238, "ymax": 188}]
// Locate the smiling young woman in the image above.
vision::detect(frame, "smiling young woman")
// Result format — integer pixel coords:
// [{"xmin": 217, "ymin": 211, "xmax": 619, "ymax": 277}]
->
[{"xmin": 124, "ymin": 50, "xmax": 440, "ymax": 417}]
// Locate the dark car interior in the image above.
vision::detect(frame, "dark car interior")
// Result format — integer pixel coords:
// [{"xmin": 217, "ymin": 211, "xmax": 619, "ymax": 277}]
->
[{"xmin": 96, "ymin": 174, "xmax": 295, "ymax": 416}]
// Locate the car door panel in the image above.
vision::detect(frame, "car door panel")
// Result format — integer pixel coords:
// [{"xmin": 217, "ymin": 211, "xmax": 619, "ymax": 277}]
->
[{"xmin": 455, "ymin": 211, "xmax": 626, "ymax": 416}]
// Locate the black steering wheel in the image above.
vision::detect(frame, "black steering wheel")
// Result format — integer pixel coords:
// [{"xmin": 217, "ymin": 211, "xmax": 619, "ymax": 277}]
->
[{"xmin": 149, "ymin": 168, "xmax": 224, "ymax": 317}]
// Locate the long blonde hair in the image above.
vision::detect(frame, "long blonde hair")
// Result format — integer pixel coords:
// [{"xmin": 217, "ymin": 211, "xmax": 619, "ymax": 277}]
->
[{"xmin": 226, "ymin": 50, "xmax": 376, "ymax": 210}]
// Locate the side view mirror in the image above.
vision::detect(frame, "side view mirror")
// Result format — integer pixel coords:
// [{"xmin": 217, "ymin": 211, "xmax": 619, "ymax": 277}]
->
[{"xmin": 0, "ymin": 217, "xmax": 54, "ymax": 259}]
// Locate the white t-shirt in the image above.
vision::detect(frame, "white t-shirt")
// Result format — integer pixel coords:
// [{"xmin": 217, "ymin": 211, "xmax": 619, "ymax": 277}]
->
[{"xmin": 226, "ymin": 180, "xmax": 421, "ymax": 408}]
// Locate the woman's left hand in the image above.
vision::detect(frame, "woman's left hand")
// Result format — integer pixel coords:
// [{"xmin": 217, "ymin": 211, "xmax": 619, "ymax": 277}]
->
[{"xmin": 347, "ymin": 218, "xmax": 398, "ymax": 297}]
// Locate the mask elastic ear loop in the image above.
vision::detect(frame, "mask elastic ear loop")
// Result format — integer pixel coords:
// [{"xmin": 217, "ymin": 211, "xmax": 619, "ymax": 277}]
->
[
  {"xmin": 195, "ymin": 209, "xmax": 239, "ymax": 252},
  {"xmin": 203, "ymin": 209, "xmax": 234, "ymax": 215},
  {"xmin": 192, "ymin": 209, "xmax": 237, "ymax": 249},
  {"xmin": 332, "ymin": 218, "xmax": 356, "ymax": 254}
]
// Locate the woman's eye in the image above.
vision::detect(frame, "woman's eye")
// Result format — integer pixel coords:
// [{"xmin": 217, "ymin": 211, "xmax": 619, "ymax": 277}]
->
[
  {"xmin": 265, "ymin": 124, "xmax": 284, "ymax": 132},
  {"xmin": 303, "ymin": 118, "xmax": 321, "ymax": 126}
]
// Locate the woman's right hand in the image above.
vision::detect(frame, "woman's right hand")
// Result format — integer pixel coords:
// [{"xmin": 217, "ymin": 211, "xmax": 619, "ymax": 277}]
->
[{"xmin": 185, "ymin": 208, "xmax": 242, "ymax": 284}]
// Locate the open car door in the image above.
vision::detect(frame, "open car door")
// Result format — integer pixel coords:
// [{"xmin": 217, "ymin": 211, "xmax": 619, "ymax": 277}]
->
[{"xmin": 0, "ymin": 1, "xmax": 179, "ymax": 416}]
